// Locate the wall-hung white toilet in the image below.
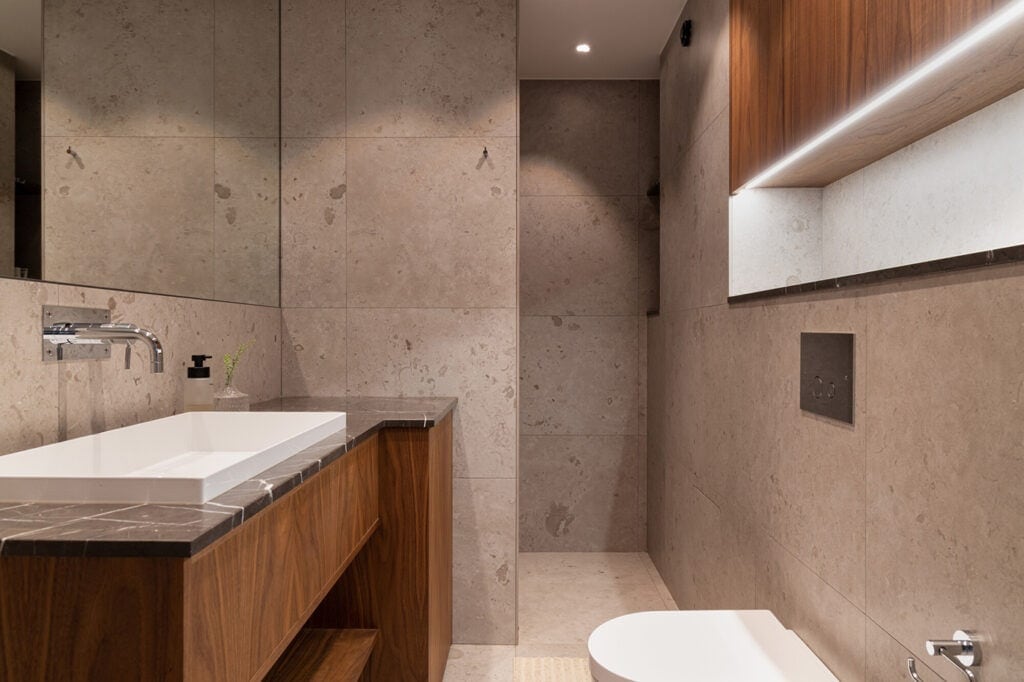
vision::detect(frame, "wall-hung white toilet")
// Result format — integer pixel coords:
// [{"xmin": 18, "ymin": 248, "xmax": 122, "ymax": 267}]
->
[{"xmin": 588, "ymin": 610, "xmax": 838, "ymax": 681}]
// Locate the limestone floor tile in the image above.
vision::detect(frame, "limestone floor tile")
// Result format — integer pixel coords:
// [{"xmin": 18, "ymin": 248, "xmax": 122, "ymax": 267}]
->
[
  {"xmin": 864, "ymin": 274, "xmax": 1024, "ymax": 679},
  {"xmin": 517, "ymin": 553, "xmax": 673, "ymax": 645},
  {"xmin": 520, "ymin": 315, "xmax": 639, "ymax": 436},
  {"xmin": 513, "ymin": 643, "xmax": 589, "ymax": 659},
  {"xmin": 519, "ymin": 435, "xmax": 639, "ymax": 552},
  {"xmin": 281, "ymin": 0, "xmax": 346, "ymax": 138},
  {"xmin": 44, "ymin": 0, "xmax": 214, "ymax": 137},
  {"xmin": 280, "ymin": 138, "xmax": 347, "ymax": 308},
  {"xmin": 453, "ymin": 478, "xmax": 516, "ymax": 645},
  {"xmin": 519, "ymin": 196, "xmax": 638, "ymax": 317},
  {"xmin": 756, "ymin": 536, "xmax": 866, "ymax": 682},
  {"xmin": 346, "ymin": 137, "xmax": 516, "ymax": 309},
  {"xmin": 214, "ymin": 0, "xmax": 279, "ymax": 137},
  {"xmin": 346, "ymin": 0, "xmax": 516, "ymax": 138},
  {"xmin": 43, "ymin": 136, "xmax": 215, "ymax": 300},
  {"xmin": 520, "ymin": 80, "xmax": 639, "ymax": 197},
  {"xmin": 213, "ymin": 137, "xmax": 280, "ymax": 307},
  {"xmin": 0, "ymin": 279, "xmax": 60, "ymax": 455},
  {"xmin": 444, "ymin": 645, "xmax": 514, "ymax": 682},
  {"xmin": 347, "ymin": 308, "xmax": 516, "ymax": 479},
  {"xmin": 281, "ymin": 308, "xmax": 346, "ymax": 397}
]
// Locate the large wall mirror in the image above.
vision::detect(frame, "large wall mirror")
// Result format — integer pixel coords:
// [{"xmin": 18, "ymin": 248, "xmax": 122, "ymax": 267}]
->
[{"xmin": 0, "ymin": 0, "xmax": 280, "ymax": 307}]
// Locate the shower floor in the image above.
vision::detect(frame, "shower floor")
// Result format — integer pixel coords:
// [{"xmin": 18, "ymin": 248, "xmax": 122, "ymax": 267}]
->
[{"xmin": 444, "ymin": 552, "xmax": 676, "ymax": 681}]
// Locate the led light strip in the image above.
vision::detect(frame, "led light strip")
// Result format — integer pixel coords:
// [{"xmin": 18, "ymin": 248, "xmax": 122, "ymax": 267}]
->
[{"xmin": 738, "ymin": 0, "xmax": 1024, "ymax": 193}]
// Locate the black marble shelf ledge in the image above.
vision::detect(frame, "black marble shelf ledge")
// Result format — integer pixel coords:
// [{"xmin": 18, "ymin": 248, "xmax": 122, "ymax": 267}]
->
[
  {"xmin": 0, "ymin": 396, "xmax": 456, "ymax": 558},
  {"xmin": 727, "ymin": 244, "xmax": 1024, "ymax": 304}
]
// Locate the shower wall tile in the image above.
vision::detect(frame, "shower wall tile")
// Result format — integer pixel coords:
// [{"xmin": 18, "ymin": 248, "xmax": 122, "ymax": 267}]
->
[
  {"xmin": 346, "ymin": 138, "xmax": 516, "ymax": 309},
  {"xmin": 43, "ymin": 137, "xmax": 215, "ymax": 300},
  {"xmin": 281, "ymin": 307, "xmax": 347, "ymax": 397},
  {"xmin": 281, "ymin": 0, "xmax": 346, "ymax": 138},
  {"xmin": 214, "ymin": 137, "xmax": 281, "ymax": 307},
  {"xmin": 281, "ymin": 138, "xmax": 348, "ymax": 308},
  {"xmin": 519, "ymin": 196, "xmax": 638, "ymax": 316},
  {"xmin": 215, "ymin": 0, "xmax": 280, "ymax": 137},
  {"xmin": 520, "ymin": 315, "xmax": 638, "ymax": 436},
  {"xmin": 638, "ymin": 80, "xmax": 661, "ymax": 195},
  {"xmin": 346, "ymin": 0, "xmax": 516, "ymax": 138},
  {"xmin": 520, "ymin": 80, "xmax": 639, "ymax": 197},
  {"xmin": 280, "ymin": 137, "xmax": 348, "ymax": 305},
  {"xmin": 43, "ymin": 0, "xmax": 214, "ymax": 137},
  {"xmin": 347, "ymin": 308, "xmax": 516, "ymax": 479},
  {"xmin": 0, "ymin": 279, "xmax": 60, "ymax": 455},
  {"xmin": 453, "ymin": 477, "xmax": 516, "ymax": 644},
  {"xmin": 519, "ymin": 435, "xmax": 640, "ymax": 552}
]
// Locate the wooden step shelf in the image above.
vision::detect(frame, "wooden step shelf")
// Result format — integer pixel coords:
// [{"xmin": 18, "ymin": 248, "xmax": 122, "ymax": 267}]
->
[{"xmin": 265, "ymin": 629, "xmax": 379, "ymax": 682}]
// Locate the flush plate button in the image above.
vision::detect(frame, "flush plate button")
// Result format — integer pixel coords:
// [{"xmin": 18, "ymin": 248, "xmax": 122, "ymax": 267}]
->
[{"xmin": 800, "ymin": 332, "xmax": 854, "ymax": 424}]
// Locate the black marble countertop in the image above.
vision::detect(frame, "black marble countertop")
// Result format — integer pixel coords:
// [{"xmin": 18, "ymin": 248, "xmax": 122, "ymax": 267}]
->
[{"xmin": 0, "ymin": 397, "xmax": 456, "ymax": 558}]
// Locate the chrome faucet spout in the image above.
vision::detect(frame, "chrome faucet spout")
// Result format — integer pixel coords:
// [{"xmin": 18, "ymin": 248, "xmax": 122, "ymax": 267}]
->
[{"xmin": 73, "ymin": 323, "xmax": 165, "ymax": 373}]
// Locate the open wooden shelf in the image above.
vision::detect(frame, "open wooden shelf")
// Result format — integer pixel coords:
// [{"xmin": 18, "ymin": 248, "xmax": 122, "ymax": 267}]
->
[
  {"xmin": 760, "ymin": 13, "xmax": 1024, "ymax": 188},
  {"xmin": 265, "ymin": 629, "xmax": 379, "ymax": 682}
]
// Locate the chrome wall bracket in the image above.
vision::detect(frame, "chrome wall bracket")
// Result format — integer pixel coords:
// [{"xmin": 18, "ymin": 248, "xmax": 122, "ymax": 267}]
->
[
  {"xmin": 42, "ymin": 305, "xmax": 112, "ymax": 363},
  {"xmin": 907, "ymin": 630, "xmax": 981, "ymax": 681}
]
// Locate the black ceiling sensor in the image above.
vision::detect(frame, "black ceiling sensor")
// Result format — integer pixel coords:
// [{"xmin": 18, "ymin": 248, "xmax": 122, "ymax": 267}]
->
[{"xmin": 680, "ymin": 19, "xmax": 693, "ymax": 47}]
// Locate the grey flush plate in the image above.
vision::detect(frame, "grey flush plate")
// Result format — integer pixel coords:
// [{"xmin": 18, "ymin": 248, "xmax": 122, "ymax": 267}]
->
[{"xmin": 800, "ymin": 333, "xmax": 854, "ymax": 424}]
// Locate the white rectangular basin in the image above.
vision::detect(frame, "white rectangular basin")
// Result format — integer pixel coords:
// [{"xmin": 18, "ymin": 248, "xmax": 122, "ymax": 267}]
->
[{"xmin": 0, "ymin": 412, "xmax": 346, "ymax": 504}]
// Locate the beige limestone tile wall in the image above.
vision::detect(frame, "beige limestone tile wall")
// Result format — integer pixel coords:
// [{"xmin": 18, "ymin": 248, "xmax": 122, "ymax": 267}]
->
[
  {"xmin": 651, "ymin": 0, "xmax": 1024, "ymax": 678},
  {"xmin": 279, "ymin": 0, "xmax": 518, "ymax": 644},
  {"xmin": 40, "ymin": 0, "xmax": 280, "ymax": 306},
  {"xmin": 518, "ymin": 80, "xmax": 658, "ymax": 553},
  {"xmin": 0, "ymin": 277, "xmax": 281, "ymax": 454}
]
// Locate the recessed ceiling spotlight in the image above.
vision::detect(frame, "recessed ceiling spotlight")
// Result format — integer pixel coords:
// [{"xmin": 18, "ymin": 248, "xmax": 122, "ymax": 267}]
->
[{"xmin": 575, "ymin": 43, "xmax": 591, "ymax": 53}]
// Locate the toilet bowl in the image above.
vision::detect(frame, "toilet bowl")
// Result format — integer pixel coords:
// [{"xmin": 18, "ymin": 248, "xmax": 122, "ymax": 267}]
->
[{"xmin": 588, "ymin": 610, "xmax": 838, "ymax": 681}]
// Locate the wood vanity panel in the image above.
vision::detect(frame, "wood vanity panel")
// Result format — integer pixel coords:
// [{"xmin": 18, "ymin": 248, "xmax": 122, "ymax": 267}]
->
[
  {"xmin": 265, "ymin": 628, "xmax": 378, "ymax": 681},
  {"xmin": 311, "ymin": 414, "xmax": 453, "ymax": 682},
  {"xmin": 0, "ymin": 556, "xmax": 184, "ymax": 681},
  {"xmin": 183, "ymin": 436, "xmax": 379, "ymax": 682},
  {"xmin": 427, "ymin": 415, "xmax": 453, "ymax": 682}
]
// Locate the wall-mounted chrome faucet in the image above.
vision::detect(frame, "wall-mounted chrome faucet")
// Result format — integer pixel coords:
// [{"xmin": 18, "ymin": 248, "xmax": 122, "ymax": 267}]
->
[
  {"xmin": 42, "ymin": 306, "xmax": 165, "ymax": 373},
  {"xmin": 907, "ymin": 630, "xmax": 981, "ymax": 681}
]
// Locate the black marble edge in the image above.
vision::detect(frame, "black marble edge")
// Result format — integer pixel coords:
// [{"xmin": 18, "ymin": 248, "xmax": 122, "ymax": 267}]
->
[
  {"xmin": 0, "ymin": 398, "xmax": 457, "ymax": 559},
  {"xmin": 727, "ymin": 245, "xmax": 1024, "ymax": 304}
]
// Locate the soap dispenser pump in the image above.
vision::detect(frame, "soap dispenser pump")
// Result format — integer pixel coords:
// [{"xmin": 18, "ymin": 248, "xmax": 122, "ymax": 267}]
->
[{"xmin": 184, "ymin": 354, "xmax": 215, "ymax": 412}]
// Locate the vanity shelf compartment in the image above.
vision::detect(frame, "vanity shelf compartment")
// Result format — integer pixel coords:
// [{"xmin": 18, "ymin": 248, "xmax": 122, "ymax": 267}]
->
[{"xmin": 265, "ymin": 628, "xmax": 378, "ymax": 681}]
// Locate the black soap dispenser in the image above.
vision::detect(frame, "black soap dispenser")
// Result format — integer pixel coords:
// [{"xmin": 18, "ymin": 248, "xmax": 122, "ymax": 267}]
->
[{"xmin": 184, "ymin": 354, "xmax": 214, "ymax": 412}]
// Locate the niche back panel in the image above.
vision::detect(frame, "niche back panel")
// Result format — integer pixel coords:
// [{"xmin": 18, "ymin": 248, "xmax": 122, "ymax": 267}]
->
[{"xmin": 800, "ymin": 332, "xmax": 854, "ymax": 424}]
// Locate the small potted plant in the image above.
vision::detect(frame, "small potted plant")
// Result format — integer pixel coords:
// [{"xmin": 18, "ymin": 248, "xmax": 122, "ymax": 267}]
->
[{"xmin": 214, "ymin": 340, "xmax": 253, "ymax": 411}]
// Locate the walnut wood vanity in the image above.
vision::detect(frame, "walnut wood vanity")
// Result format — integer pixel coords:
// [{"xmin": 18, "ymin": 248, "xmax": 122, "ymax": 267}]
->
[{"xmin": 0, "ymin": 397, "xmax": 455, "ymax": 682}]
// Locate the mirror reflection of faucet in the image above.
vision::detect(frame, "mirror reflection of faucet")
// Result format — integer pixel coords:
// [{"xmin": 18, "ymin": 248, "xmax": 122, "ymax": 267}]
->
[{"xmin": 907, "ymin": 630, "xmax": 981, "ymax": 682}]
